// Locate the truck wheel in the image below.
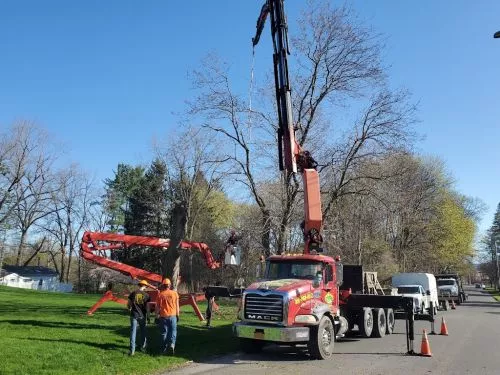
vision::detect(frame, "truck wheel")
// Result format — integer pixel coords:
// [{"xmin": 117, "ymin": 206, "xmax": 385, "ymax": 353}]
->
[
  {"xmin": 358, "ymin": 308, "xmax": 373, "ymax": 338},
  {"xmin": 372, "ymin": 308, "xmax": 386, "ymax": 338},
  {"xmin": 385, "ymin": 308, "xmax": 395, "ymax": 335},
  {"xmin": 308, "ymin": 315, "xmax": 335, "ymax": 360},
  {"xmin": 239, "ymin": 338, "xmax": 264, "ymax": 353}
]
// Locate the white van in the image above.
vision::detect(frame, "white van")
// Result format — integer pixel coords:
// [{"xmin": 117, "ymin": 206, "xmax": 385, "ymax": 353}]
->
[{"xmin": 391, "ymin": 273, "xmax": 439, "ymax": 314}]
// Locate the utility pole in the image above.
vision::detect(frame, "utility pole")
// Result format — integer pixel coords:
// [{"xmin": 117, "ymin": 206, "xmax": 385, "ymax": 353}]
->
[{"xmin": 496, "ymin": 240, "xmax": 500, "ymax": 290}]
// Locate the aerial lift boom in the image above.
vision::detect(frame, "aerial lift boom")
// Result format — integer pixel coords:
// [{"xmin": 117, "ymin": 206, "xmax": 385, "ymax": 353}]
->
[{"xmin": 80, "ymin": 231, "xmax": 221, "ymax": 319}]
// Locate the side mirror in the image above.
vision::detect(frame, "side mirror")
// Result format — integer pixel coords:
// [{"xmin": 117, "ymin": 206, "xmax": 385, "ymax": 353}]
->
[{"xmin": 426, "ymin": 290, "xmax": 431, "ymax": 296}]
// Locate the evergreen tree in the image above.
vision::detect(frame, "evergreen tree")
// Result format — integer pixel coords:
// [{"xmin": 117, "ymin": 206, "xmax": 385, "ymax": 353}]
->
[{"xmin": 103, "ymin": 164, "xmax": 145, "ymax": 232}]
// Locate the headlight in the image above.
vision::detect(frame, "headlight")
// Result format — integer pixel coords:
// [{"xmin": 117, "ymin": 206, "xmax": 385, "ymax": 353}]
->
[{"xmin": 294, "ymin": 315, "xmax": 317, "ymax": 324}]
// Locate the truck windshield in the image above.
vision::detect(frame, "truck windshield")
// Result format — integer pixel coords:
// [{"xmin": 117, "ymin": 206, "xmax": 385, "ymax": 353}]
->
[
  {"xmin": 265, "ymin": 261, "xmax": 323, "ymax": 280},
  {"xmin": 397, "ymin": 286, "xmax": 420, "ymax": 294},
  {"xmin": 437, "ymin": 280, "xmax": 456, "ymax": 286}
]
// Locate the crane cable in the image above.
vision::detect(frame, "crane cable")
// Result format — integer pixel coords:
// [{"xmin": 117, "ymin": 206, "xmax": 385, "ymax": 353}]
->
[{"xmin": 247, "ymin": 46, "xmax": 256, "ymax": 142}]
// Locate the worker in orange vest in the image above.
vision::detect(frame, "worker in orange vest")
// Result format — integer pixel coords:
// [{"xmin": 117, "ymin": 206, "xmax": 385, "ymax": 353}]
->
[{"xmin": 155, "ymin": 278, "xmax": 179, "ymax": 355}]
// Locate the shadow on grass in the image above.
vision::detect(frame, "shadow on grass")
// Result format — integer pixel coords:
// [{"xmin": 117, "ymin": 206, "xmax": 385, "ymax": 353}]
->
[
  {"xmin": 3, "ymin": 317, "xmax": 239, "ymax": 360},
  {"xmin": 0, "ymin": 305, "xmax": 127, "ymax": 317},
  {"xmin": 20, "ymin": 337, "xmax": 129, "ymax": 351},
  {"xmin": 1, "ymin": 319, "xmax": 127, "ymax": 331}
]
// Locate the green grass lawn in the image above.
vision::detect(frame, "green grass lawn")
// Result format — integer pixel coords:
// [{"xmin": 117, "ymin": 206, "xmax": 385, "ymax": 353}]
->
[{"xmin": 0, "ymin": 286, "xmax": 238, "ymax": 375}]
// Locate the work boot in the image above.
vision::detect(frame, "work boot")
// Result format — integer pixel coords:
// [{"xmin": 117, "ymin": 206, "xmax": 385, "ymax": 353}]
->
[
  {"xmin": 168, "ymin": 345, "xmax": 175, "ymax": 355},
  {"xmin": 128, "ymin": 351, "xmax": 135, "ymax": 356}
]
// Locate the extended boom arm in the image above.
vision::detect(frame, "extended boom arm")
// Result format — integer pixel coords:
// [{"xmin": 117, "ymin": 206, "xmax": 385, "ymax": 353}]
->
[
  {"xmin": 80, "ymin": 231, "xmax": 220, "ymax": 285},
  {"xmin": 253, "ymin": 0, "xmax": 323, "ymax": 254}
]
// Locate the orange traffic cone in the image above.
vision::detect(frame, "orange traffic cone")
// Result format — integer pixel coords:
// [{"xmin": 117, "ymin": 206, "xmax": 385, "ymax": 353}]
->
[
  {"xmin": 451, "ymin": 300, "xmax": 456, "ymax": 310},
  {"xmin": 420, "ymin": 329, "xmax": 432, "ymax": 357},
  {"xmin": 440, "ymin": 317, "xmax": 449, "ymax": 336}
]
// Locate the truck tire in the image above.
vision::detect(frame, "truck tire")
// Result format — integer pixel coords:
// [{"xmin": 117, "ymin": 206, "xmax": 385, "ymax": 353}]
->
[
  {"xmin": 372, "ymin": 308, "xmax": 386, "ymax": 338},
  {"xmin": 358, "ymin": 308, "xmax": 373, "ymax": 338},
  {"xmin": 308, "ymin": 315, "xmax": 335, "ymax": 360},
  {"xmin": 385, "ymin": 308, "xmax": 395, "ymax": 335},
  {"xmin": 239, "ymin": 338, "xmax": 264, "ymax": 353}
]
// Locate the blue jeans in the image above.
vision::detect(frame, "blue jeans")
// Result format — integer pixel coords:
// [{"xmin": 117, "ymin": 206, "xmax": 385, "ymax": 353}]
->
[
  {"xmin": 130, "ymin": 316, "xmax": 147, "ymax": 353},
  {"xmin": 159, "ymin": 316, "xmax": 177, "ymax": 350}
]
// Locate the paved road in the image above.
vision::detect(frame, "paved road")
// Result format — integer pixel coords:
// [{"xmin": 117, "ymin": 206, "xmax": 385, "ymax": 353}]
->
[{"xmin": 169, "ymin": 287, "xmax": 500, "ymax": 375}]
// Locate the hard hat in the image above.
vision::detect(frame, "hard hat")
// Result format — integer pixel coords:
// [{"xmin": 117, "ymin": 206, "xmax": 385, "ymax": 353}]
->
[
  {"xmin": 162, "ymin": 278, "xmax": 171, "ymax": 286},
  {"xmin": 138, "ymin": 280, "xmax": 148, "ymax": 286}
]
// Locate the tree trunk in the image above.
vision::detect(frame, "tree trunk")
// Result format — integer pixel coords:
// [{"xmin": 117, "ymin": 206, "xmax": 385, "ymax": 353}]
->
[
  {"xmin": 163, "ymin": 201, "xmax": 188, "ymax": 290},
  {"xmin": 77, "ymin": 255, "xmax": 82, "ymax": 293},
  {"xmin": 66, "ymin": 248, "xmax": 73, "ymax": 283},
  {"xmin": 189, "ymin": 253, "xmax": 194, "ymax": 292},
  {"xmin": 15, "ymin": 228, "xmax": 28, "ymax": 266},
  {"xmin": 22, "ymin": 238, "xmax": 46, "ymax": 267},
  {"xmin": 59, "ymin": 248, "xmax": 65, "ymax": 283},
  {"xmin": 261, "ymin": 209, "xmax": 271, "ymax": 257}
]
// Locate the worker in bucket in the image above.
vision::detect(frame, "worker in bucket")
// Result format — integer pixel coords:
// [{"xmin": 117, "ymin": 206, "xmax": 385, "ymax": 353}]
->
[
  {"xmin": 127, "ymin": 279, "xmax": 151, "ymax": 356},
  {"xmin": 156, "ymin": 278, "xmax": 179, "ymax": 355},
  {"xmin": 224, "ymin": 230, "xmax": 241, "ymax": 266}
]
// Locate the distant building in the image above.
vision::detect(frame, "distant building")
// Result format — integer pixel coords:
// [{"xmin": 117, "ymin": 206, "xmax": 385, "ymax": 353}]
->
[{"xmin": 0, "ymin": 265, "xmax": 73, "ymax": 292}]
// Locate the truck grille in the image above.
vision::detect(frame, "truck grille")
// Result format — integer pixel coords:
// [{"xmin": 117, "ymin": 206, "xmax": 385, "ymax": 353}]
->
[{"xmin": 244, "ymin": 293, "xmax": 284, "ymax": 323}]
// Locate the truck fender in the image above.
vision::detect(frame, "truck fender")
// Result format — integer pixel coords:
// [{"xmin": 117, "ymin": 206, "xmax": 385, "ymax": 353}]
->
[{"xmin": 312, "ymin": 303, "xmax": 337, "ymax": 325}]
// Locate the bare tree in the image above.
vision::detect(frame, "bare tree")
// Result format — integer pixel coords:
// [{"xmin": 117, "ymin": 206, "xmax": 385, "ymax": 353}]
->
[
  {"xmin": 0, "ymin": 122, "xmax": 57, "ymax": 229},
  {"xmin": 13, "ymin": 152, "xmax": 60, "ymax": 265},
  {"xmin": 188, "ymin": 1, "xmax": 418, "ymax": 255},
  {"xmin": 154, "ymin": 127, "xmax": 227, "ymax": 288},
  {"xmin": 40, "ymin": 165, "xmax": 96, "ymax": 283},
  {"xmin": 320, "ymin": 89, "xmax": 417, "ymax": 217}
]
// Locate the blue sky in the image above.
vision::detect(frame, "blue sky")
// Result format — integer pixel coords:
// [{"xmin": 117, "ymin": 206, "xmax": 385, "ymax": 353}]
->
[{"xmin": 1, "ymin": 1, "xmax": 499, "ymax": 236}]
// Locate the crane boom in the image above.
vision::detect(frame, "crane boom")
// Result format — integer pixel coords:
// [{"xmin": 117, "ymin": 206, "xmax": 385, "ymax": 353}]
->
[{"xmin": 253, "ymin": 0, "xmax": 323, "ymax": 254}]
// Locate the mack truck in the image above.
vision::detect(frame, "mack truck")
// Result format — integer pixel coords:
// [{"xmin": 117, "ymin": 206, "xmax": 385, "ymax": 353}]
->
[
  {"xmin": 234, "ymin": 256, "xmax": 413, "ymax": 359},
  {"xmin": 227, "ymin": 0, "xmax": 420, "ymax": 360}
]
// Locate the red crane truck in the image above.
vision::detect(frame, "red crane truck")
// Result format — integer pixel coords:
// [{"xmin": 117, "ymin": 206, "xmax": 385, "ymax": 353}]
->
[{"xmin": 229, "ymin": 0, "xmax": 422, "ymax": 359}]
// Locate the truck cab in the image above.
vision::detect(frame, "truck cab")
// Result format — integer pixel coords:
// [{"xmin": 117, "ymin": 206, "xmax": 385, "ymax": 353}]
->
[
  {"xmin": 395, "ymin": 285, "xmax": 428, "ymax": 313},
  {"xmin": 437, "ymin": 278, "xmax": 459, "ymax": 297},
  {"xmin": 435, "ymin": 273, "xmax": 467, "ymax": 305}
]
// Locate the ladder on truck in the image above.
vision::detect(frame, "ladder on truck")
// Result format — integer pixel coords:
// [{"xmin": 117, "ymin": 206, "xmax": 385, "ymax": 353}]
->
[{"xmin": 364, "ymin": 272, "xmax": 385, "ymax": 295}]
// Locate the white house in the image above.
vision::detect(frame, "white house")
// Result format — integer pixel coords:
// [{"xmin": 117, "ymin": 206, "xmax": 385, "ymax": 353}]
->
[{"xmin": 0, "ymin": 266, "xmax": 73, "ymax": 292}]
